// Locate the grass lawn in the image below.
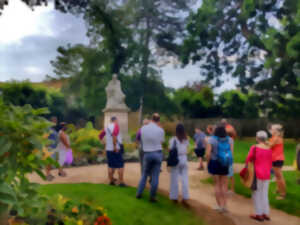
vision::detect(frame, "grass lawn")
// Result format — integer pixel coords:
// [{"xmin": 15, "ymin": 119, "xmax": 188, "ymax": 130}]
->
[
  {"xmin": 233, "ymin": 139, "xmax": 297, "ymax": 165},
  {"xmin": 39, "ymin": 183, "xmax": 205, "ymax": 225},
  {"xmin": 202, "ymin": 171, "xmax": 300, "ymax": 217}
]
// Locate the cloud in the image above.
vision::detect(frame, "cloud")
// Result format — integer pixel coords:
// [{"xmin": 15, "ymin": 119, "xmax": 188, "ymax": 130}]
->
[{"xmin": 0, "ymin": 0, "xmax": 88, "ymax": 82}]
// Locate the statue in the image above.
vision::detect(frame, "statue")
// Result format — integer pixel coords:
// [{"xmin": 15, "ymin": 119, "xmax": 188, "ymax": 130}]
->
[
  {"xmin": 104, "ymin": 74, "xmax": 129, "ymax": 111},
  {"xmin": 103, "ymin": 74, "xmax": 130, "ymax": 141}
]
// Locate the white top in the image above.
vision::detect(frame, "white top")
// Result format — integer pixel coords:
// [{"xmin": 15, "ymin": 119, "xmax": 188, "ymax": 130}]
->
[
  {"xmin": 57, "ymin": 130, "xmax": 70, "ymax": 151},
  {"xmin": 105, "ymin": 123, "xmax": 122, "ymax": 151},
  {"xmin": 141, "ymin": 122, "xmax": 165, "ymax": 152},
  {"xmin": 169, "ymin": 137, "xmax": 189, "ymax": 164}
]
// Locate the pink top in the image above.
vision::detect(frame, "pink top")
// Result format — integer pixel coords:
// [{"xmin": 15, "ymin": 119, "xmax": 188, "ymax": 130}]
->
[{"xmin": 246, "ymin": 145, "xmax": 272, "ymax": 180}]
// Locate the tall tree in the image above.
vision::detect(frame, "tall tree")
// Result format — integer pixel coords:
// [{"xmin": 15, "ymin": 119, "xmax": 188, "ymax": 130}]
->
[{"xmin": 181, "ymin": 0, "xmax": 300, "ymax": 115}]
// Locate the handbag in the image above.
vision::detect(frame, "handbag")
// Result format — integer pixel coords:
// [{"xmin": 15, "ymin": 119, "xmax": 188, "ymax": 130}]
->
[
  {"xmin": 240, "ymin": 147, "xmax": 257, "ymax": 190},
  {"xmin": 167, "ymin": 138, "xmax": 179, "ymax": 167}
]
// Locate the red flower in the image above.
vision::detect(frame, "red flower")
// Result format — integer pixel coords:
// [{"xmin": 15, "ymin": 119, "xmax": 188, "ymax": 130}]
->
[{"xmin": 95, "ymin": 215, "xmax": 111, "ymax": 225}]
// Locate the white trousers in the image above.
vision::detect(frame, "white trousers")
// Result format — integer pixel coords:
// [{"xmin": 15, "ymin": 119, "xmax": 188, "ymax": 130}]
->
[
  {"xmin": 169, "ymin": 161, "xmax": 189, "ymax": 200},
  {"xmin": 252, "ymin": 179, "xmax": 270, "ymax": 215}
]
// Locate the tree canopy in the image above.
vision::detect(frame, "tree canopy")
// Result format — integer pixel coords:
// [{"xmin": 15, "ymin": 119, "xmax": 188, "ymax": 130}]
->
[{"xmin": 181, "ymin": 0, "xmax": 300, "ymax": 110}]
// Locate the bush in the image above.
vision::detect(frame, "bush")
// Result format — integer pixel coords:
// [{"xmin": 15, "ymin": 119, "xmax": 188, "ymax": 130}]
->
[
  {"xmin": 0, "ymin": 98, "xmax": 53, "ymax": 219},
  {"xmin": 69, "ymin": 122, "xmax": 104, "ymax": 165}
]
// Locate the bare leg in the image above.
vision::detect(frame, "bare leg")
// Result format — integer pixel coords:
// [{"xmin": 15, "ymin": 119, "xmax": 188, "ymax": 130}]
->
[
  {"xmin": 118, "ymin": 167, "xmax": 124, "ymax": 184},
  {"xmin": 198, "ymin": 157, "xmax": 204, "ymax": 169},
  {"xmin": 230, "ymin": 176, "xmax": 234, "ymax": 192},
  {"xmin": 213, "ymin": 176, "xmax": 222, "ymax": 207},
  {"xmin": 108, "ymin": 167, "xmax": 115, "ymax": 183},
  {"xmin": 273, "ymin": 167, "xmax": 286, "ymax": 197},
  {"xmin": 220, "ymin": 176, "xmax": 228, "ymax": 208}
]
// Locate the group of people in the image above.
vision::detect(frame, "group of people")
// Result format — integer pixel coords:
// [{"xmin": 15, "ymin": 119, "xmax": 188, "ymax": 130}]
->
[{"xmin": 46, "ymin": 113, "xmax": 287, "ymax": 222}]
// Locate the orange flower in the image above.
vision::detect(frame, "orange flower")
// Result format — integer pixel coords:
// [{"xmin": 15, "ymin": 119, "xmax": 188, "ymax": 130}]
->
[{"xmin": 72, "ymin": 207, "xmax": 79, "ymax": 213}]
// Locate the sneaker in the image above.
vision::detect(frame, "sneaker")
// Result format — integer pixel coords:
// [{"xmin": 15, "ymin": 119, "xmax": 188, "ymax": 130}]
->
[
  {"xmin": 58, "ymin": 171, "xmax": 67, "ymax": 177},
  {"xmin": 119, "ymin": 183, "xmax": 127, "ymax": 187},
  {"xmin": 150, "ymin": 197, "xmax": 157, "ymax": 203},
  {"xmin": 250, "ymin": 214, "xmax": 264, "ymax": 222},
  {"xmin": 182, "ymin": 200, "xmax": 190, "ymax": 208},
  {"xmin": 109, "ymin": 181, "xmax": 115, "ymax": 186},
  {"xmin": 214, "ymin": 206, "xmax": 223, "ymax": 213},
  {"xmin": 222, "ymin": 207, "xmax": 229, "ymax": 213},
  {"xmin": 136, "ymin": 194, "xmax": 142, "ymax": 199}
]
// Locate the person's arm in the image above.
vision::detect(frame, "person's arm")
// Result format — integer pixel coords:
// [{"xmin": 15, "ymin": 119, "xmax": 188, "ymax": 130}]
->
[
  {"xmin": 112, "ymin": 124, "xmax": 120, "ymax": 152},
  {"xmin": 269, "ymin": 136, "xmax": 279, "ymax": 148},
  {"xmin": 205, "ymin": 143, "xmax": 212, "ymax": 163},
  {"xmin": 230, "ymin": 138, "xmax": 234, "ymax": 155},
  {"xmin": 60, "ymin": 132, "xmax": 70, "ymax": 149},
  {"xmin": 245, "ymin": 146, "xmax": 255, "ymax": 165}
]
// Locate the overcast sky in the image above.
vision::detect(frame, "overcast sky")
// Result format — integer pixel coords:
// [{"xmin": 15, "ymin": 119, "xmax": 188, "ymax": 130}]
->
[{"xmin": 0, "ymin": 0, "xmax": 236, "ymax": 91}]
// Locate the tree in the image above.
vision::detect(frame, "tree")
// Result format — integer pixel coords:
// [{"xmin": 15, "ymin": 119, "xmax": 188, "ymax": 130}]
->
[
  {"xmin": 173, "ymin": 82, "xmax": 220, "ymax": 118},
  {"xmin": 181, "ymin": 0, "xmax": 300, "ymax": 111},
  {"xmin": 218, "ymin": 90, "xmax": 259, "ymax": 118}
]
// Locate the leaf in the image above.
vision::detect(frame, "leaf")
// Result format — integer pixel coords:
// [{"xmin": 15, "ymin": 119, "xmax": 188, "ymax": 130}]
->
[{"xmin": 0, "ymin": 136, "xmax": 12, "ymax": 156}]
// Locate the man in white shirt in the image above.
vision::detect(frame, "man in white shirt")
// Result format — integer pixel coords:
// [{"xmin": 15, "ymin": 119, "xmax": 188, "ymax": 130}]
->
[
  {"xmin": 136, "ymin": 113, "xmax": 165, "ymax": 202},
  {"xmin": 99, "ymin": 116, "xmax": 126, "ymax": 187}
]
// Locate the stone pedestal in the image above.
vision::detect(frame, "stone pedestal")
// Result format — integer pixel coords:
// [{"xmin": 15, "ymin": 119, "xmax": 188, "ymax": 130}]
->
[
  {"xmin": 103, "ymin": 108, "xmax": 130, "ymax": 142},
  {"xmin": 102, "ymin": 74, "xmax": 131, "ymax": 142}
]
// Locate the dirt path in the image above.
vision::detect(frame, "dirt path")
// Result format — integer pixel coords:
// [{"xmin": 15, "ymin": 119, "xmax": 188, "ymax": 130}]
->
[{"xmin": 29, "ymin": 162, "xmax": 300, "ymax": 225}]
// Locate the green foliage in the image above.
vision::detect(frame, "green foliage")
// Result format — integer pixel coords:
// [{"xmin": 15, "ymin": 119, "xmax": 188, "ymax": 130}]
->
[
  {"xmin": 181, "ymin": 0, "xmax": 300, "ymax": 115},
  {"xmin": 218, "ymin": 90, "xmax": 259, "ymax": 118},
  {"xmin": 69, "ymin": 122, "xmax": 103, "ymax": 162},
  {"xmin": 0, "ymin": 98, "xmax": 52, "ymax": 218},
  {"xmin": 173, "ymin": 83, "xmax": 221, "ymax": 118},
  {"xmin": 40, "ymin": 183, "xmax": 204, "ymax": 225}
]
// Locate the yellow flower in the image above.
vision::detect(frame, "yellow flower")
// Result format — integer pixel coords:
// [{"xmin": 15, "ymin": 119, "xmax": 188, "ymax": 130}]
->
[
  {"xmin": 77, "ymin": 220, "xmax": 83, "ymax": 225},
  {"xmin": 72, "ymin": 207, "xmax": 79, "ymax": 213}
]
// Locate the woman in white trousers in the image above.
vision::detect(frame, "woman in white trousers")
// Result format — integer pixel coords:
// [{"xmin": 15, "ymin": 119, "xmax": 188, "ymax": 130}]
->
[
  {"xmin": 246, "ymin": 131, "xmax": 272, "ymax": 221},
  {"xmin": 169, "ymin": 124, "xmax": 189, "ymax": 205}
]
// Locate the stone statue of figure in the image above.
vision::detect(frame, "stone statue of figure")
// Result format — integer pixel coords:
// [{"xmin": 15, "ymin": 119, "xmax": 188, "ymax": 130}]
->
[{"xmin": 104, "ymin": 74, "xmax": 128, "ymax": 110}]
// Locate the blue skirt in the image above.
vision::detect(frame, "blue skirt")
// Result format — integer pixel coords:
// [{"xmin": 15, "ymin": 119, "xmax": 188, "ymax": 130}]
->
[
  {"xmin": 106, "ymin": 151, "xmax": 124, "ymax": 168},
  {"xmin": 208, "ymin": 160, "xmax": 229, "ymax": 176}
]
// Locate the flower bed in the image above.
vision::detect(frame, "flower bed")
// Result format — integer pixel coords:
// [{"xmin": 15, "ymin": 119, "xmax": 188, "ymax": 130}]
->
[{"xmin": 8, "ymin": 195, "xmax": 111, "ymax": 225}]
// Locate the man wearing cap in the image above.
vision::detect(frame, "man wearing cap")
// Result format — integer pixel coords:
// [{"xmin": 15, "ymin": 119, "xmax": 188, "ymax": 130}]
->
[
  {"xmin": 99, "ymin": 116, "xmax": 126, "ymax": 187},
  {"xmin": 136, "ymin": 113, "xmax": 165, "ymax": 202}
]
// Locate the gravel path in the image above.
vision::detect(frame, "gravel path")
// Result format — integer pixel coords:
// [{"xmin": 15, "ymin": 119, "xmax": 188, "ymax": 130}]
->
[{"xmin": 29, "ymin": 162, "xmax": 300, "ymax": 225}]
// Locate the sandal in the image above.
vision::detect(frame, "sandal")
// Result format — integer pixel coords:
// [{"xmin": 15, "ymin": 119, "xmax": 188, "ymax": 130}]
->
[
  {"xmin": 250, "ymin": 215, "xmax": 264, "ymax": 222},
  {"xmin": 58, "ymin": 171, "xmax": 67, "ymax": 177},
  {"xmin": 262, "ymin": 214, "xmax": 271, "ymax": 221},
  {"xmin": 46, "ymin": 174, "xmax": 55, "ymax": 181},
  {"xmin": 250, "ymin": 214, "xmax": 264, "ymax": 222}
]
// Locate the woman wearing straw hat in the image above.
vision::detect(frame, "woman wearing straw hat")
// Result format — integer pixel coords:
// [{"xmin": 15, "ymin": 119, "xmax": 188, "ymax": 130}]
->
[{"xmin": 246, "ymin": 131, "xmax": 272, "ymax": 221}]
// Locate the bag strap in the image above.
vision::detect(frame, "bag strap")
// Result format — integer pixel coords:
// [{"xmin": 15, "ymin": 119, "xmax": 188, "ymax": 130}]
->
[
  {"xmin": 172, "ymin": 138, "xmax": 177, "ymax": 149},
  {"xmin": 107, "ymin": 126, "xmax": 121, "ymax": 145}
]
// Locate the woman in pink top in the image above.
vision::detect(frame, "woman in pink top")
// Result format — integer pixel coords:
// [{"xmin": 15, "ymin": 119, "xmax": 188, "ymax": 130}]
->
[{"xmin": 246, "ymin": 131, "xmax": 272, "ymax": 222}]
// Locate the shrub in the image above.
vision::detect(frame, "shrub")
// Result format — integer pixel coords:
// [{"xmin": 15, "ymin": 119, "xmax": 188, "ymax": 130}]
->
[
  {"xmin": 69, "ymin": 122, "xmax": 103, "ymax": 164},
  {"xmin": 0, "ymin": 98, "xmax": 53, "ymax": 219}
]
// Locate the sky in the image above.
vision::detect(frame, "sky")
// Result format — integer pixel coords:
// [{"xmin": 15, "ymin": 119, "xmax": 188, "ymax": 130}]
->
[{"xmin": 0, "ymin": 0, "xmax": 236, "ymax": 91}]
